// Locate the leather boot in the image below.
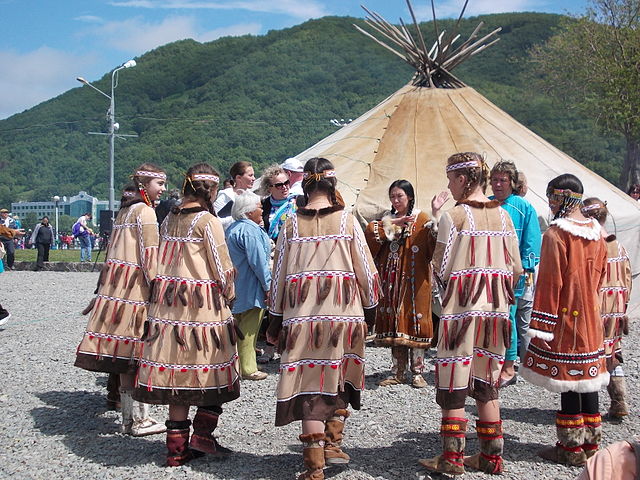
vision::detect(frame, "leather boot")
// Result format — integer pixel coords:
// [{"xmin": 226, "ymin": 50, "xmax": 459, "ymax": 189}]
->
[
  {"xmin": 464, "ymin": 420, "xmax": 504, "ymax": 474},
  {"xmin": 298, "ymin": 432, "xmax": 326, "ymax": 480},
  {"xmin": 190, "ymin": 406, "xmax": 232, "ymax": 456},
  {"xmin": 131, "ymin": 401, "xmax": 166, "ymax": 436},
  {"xmin": 379, "ymin": 346, "xmax": 408, "ymax": 386},
  {"xmin": 106, "ymin": 373, "xmax": 121, "ymax": 410},
  {"xmin": 324, "ymin": 409, "xmax": 350, "ymax": 465},
  {"xmin": 582, "ymin": 413, "xmax": 602, "ymax": 459},
  {"xmin": 418, "ymin": 417, "xmax": 467, "ymax": 475},
  {"xmin": 166, "ymin": 420, "xmax": 193, "ymax": 467},
  {"xmin": 119, "ymin": 388, "xmax": 134, "ymax": 434},
  {"xmin": 538, "ymin": 413, "xmax": 586, "ymax": 466},
  {"xmin": 607, "ymin": 376, "xmax": 629, "ymax": 418}
]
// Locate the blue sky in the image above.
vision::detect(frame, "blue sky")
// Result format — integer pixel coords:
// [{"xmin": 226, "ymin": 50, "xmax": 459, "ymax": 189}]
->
[{"xmin": 1, "ymin": 0, "xmax": 589, "ymax": 120}]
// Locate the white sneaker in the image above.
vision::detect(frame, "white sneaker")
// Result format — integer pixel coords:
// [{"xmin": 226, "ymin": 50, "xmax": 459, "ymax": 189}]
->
[{"xmin": 0, "ymin": 311, "xmax": 10, "ymax": 327}]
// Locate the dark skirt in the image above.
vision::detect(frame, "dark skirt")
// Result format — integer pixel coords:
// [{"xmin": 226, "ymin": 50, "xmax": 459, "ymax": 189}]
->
[
  {"xmin": 132, "ymin": 380, "xmax": 241, "ymax": 407},
  {"xmin": 74, "ymin": 353, "xmax": 137, "ymax": 375},
  {"xmin": 275, "ymin": 383, "xmax": 360, "ymax": 426}
]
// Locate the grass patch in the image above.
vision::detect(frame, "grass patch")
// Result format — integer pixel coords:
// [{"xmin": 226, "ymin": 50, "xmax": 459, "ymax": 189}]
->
[{"xmin": 14, "ymin": 249, "xmax": 94, "ymax": 263}]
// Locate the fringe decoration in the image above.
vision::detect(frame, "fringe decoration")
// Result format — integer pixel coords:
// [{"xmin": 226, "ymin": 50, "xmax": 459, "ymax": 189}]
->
[
  {"xmin": 343, "ymin": 278, "xmax": 351, "ymax": 305},
  {"xmin": 227, "ymin": 321, "xmax": 237, "ymax": 345},
  {"xmin": 146, "ymin": 323, "xmax": 161, "ymax": 342},
  {"xmin": 319, "ymin": 365, "xmax": 325, "ymax": 392},
  {"xmin": 352, "ymin": 321, "xmax": 363, "ymax": 346},
  {"xmin": 127, "ymin": 268, "xmax": 139, "ymax": 292},
  {"xmin": 487, "ymin": 236, "xmax": 492, "ymax": 266},
  {"xmin": 318, "ymin": 277, "xmax": 332, "ymax": 302},
  {"xmin": 212, "ymin": 285, "xmax": 222, "ymax": 311},
  {"xmin": 194, "ymin": 284, "xmax": 204, "ymax": 308},
  {"xmin": 114, "ymin": 302, "xmax": 126, "ymax": 324},
  {"xmin": 461, "ymin": 275, "xmax": 472, "ymax": 307},
  {"xmin": 455, "ymin": 317, "xmax": 473, "ymax": 348},
  {"xmin": 112, "ymin": 265, "xmax": 125, "ymax": 287},
  {"xmin": 314, "ymin": 322, "xmax": 324, "ymax": 349},
  {"xmin": 288, "ymin": 280, "xmax": 297, "ymax": 309},
  {"xmin": 470, "ymin": 236, "xmax": 475, "ymax": 267},
  {"xmin": 192, "ymin": 329, "xmax": 203, "ymax": 351},
  {"xmin": 503, "ymin": 238, "xmax": 511, "ymax": 264},
  {"xmin": 234, "ymin": 318, "xmax": 245, "ymax": 341},
  {"xmin": 483, "ymin": 318, "xmax": 491, "ymax": 349},
  {"xmin": 301, "ymin": 278, "xmax": 311, "ymax": 302},
  {"xmin": 287, "ymin": 325, "xmax": 300, "ymax": 351},
  {"xmin": 491, "ymin": 275, "xmax": 500, "ymax": 309},
  {"xmin": 442, "ymin": 276, "xmax": 456, "ymax": 308},
  {"xmin": 173, "ymin": 325, "xmax": 186, "ymax": 346},
  {"xmin": 164, "ymin": 281, "xmax": 176, "ymax": 306},
  {"xmin": 278, "ymin": 326, "xmax": 288, "ymax": 353},
  {"xmin": 82, "ymin": 297, "xmax": 97, "ymax": 315},
  {"xmin": 95, "ymin": 266, "xmax": 108, "ymax": 294},
  {"xmin": 98, "ymin": 302, "xmax": 109, "ymax": 324},
  {"xmin": 472, "ymin": 274, "xmax": 487, "ymax": 305},
  {"xmin": 502, "ymin": 318, "xmax": 511, "ymax": 349},
  {"xmin": 210, "ymin": 327, "xmax": 221, "ymax": 349},
  {"xmin": 448, "ymin": 320, "xmax": 459, "ymax": 350},
  {"xmin": 330, "ymin": 323, "xmax": 344, "ymax": 347},
  {"xmin": 504, "ymin": 276, "xmax": 515, "ymax": 305},
  {"xmin": 213, "ymin": 368, "xmax": 221, "ymax": 393},
  {"xmin": 134, "ymin": 306, "xmax": 145, "ymax": 330},
  {"xmin": 177, "ymin": 282, "xmax": 189, "ymax": 306}
]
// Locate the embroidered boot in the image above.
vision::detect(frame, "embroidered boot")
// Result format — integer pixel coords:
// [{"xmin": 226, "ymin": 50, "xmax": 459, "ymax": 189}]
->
[
  {"xmin": 189, "ymin": 406, "xmax": 232, "ymax": 456},
  {"xmin": 130, "ymin": 401, "xmax": 166, "ymax": 436},
  {"xmin": 166, "ymin": 420, "xmax": 193, "ymax": 467},
  {"xmin": 298, "ymin": 432, "xmax": 326, "ymax": 480},
  {"xmin": 324, "ymin": 408, "xmax": 350, "ymax": 465},
  {"xmin": 379, "ymin": 346, "xmax": 408, "ymax": 386},
  {"xmin": 607, "ymin": 376, "xmax": 629, "ymax": 418},
  {"xmin": 464, "ymin": 420, "xmax": 504, "ymax": 474},
  {"xmin": 418, "ymin": 417, "xmax": 467, "ymax": 475},
  {"xmin": 538, "ymin": 413, "xmax": 586, "ymax": 466},
  {"xmin": 119, "ymin": 388, "xmax": 134, "ymax": 434},
  {"xmin": 582, "ymin": 413, "xmax": 602, "ymax": 459}
]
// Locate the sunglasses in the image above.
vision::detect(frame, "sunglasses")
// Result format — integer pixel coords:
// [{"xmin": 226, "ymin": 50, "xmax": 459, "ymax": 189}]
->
[{"xmin": 272, "ymin": 180, "xmax": 290, "ymax": 188}]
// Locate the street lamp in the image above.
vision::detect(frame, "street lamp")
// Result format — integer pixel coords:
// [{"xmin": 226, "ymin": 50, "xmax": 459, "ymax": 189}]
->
[
  {"xmin": 52, "ymin": 195, "xmax": 60, "ymax": 247},
  {"xmin": 77, "ymin": 59, "xmax": 137, "ymax": 222}
]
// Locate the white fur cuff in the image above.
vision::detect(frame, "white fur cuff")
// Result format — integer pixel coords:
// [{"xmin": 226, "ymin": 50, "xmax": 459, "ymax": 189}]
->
[{"xmin": 526, "ymin": 328, "xmax": 554, "ymax": 342}]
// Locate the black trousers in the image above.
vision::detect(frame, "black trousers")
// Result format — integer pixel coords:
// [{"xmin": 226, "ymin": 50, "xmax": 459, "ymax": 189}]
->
[
  {"xmin": 1, "ymin": 237, "xmax": 14, "ymax": 268},
  {"xmin": 36, "ymin": 243, "xmax": 50, "ymax": 269}
]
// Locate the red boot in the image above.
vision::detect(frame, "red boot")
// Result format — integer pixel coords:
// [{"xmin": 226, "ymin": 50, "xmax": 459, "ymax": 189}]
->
[
  {"xmin": 190, "ymin": 407, "xmax": 232, "ymax": 456},
  {"xmin": 166, "ymin": 420, "xmax": 193, "ymax": 467}
]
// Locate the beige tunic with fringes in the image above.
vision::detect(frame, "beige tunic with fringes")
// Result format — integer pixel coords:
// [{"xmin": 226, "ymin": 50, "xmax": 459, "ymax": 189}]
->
[
  {"xmin": 431, "ymin": 201, "xmax": 522, "ymax": 408},
  {"xmin": 133, "ymin": 208, "xmax": 240, "ymax": 407},
  {"xmin": 75, "ymin": 202, "xmax": 159, "ymax": 374},
  {"xmin": 269, "ymin": 207, "xmax": 380, "ymax": 426}
]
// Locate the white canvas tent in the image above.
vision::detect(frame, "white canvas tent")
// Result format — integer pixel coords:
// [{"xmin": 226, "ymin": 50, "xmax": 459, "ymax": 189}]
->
[{"xmin": 292, "ymin": 5, "xmax": 640, "ymax": 310}]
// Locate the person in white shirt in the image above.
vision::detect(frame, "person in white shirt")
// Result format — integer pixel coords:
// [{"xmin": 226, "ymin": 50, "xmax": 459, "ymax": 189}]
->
[
  {"xmin": 281, "ymin": 157, "xmax": 304, "ymax": 197},
  {"xmin": 214, "ymin": 161, "xmax": 255, "ymax": 229}
]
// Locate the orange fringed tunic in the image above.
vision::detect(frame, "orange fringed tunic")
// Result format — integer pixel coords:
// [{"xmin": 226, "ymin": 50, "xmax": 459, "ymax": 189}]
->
[
  {"xmin": 600, "ymin": 235, "xmax": 632, "ymax": 372},
  {"xmin": 364, "ymin": 210, "xmax": 437, "ymax": 348},
  {"xmin": 75, "ymin": 202, "xmax": 159, "ymax": 374},
  {"xmin": 269, "ymin": 206, "xmax": 380, "ymax": 426},
  {"xmin": 133, "ymin": 207, "xmax": 240, "ymax": 406},
  {"xmin": 520, "ymin": 218, "xmax": 609, "ymax": 392}
]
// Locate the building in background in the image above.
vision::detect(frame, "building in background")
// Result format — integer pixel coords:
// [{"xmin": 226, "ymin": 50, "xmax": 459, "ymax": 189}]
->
[{"xmin": 11, "ymin": 191, "xmax": 118, "ymax": 226}]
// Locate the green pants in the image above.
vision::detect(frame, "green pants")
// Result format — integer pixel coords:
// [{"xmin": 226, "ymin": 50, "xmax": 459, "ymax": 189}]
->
[{"xmin": 235, "ymin": 308, "xmax": 264, "ymax": 376}]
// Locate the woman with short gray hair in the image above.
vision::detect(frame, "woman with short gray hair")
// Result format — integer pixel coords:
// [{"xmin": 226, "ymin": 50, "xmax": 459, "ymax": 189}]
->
[{"xmin": 226, "ymin": 190, "xmax": 271, "ymax": 380}]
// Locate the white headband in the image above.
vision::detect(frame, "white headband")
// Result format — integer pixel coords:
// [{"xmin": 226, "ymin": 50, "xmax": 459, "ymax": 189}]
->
[
  {"xmin": 191, "ymin": 174, "xmax": 220, "ymax": 182},
  {"xmin": 582, "ymin": 203, "xmax": 602, "ymax": 212},
  {"xmin": 136, "ymin": 170, "xmax": 166, "ymax": 180},
  {"xmin": 122, "ymin": 191, "xmax": 136, "ymax": 197},
  {"xmin": 446, "ymin": 161, "xmax": 480, "ymax": 172}
]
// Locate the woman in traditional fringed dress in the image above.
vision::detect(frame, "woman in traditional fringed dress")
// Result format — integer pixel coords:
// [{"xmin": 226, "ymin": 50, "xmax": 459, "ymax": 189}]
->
[
  {"xmin": 520, "ymin": 174, "xmax": 609, "ymax": 467},
  {"xmin": 582, "ymin": 197, "xmax": 632, "ymax": 420},
  {"xmin": 266, "ymin": 157, "xmax": 379, "ymax": 480},
  {"xmin": 133, "ymin": 163, "xmax": 240, "ymax": 467},
  {"xmin": 75, "ymin": 164, "xmax": 167, "ymax": 437},
  {"xmin": 364, "ymin": 180, "xmax": 445, "ymax": 388},
  {"xmin": 420, "ymin": 152, "xmax": 522, "ymax": 476}
]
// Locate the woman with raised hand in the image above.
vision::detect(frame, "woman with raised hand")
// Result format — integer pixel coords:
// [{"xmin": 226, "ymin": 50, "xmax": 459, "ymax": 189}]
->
[
  {"xmin": 76, "ymin": 164, "xmax": 167, "ymax": 437},
  {"xmin": 520, "ymin": 175, "xmax": 608, "ymax": 467},
  {"xmin": 266, "ymin": 157, "xmax": 379, "ymax": 480},
  {"xmin": 420, "ymin": 152, "xmax": 521, "ymax": 476},
  {"xmin": 134, "ymin": 163, "xmax": 240, "ymax": 466}
]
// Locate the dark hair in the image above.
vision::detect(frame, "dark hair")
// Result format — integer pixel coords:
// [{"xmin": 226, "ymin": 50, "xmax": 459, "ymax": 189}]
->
[
  {"xmin": 182, "ymin": 163, "xmax": 220, "ymax": 215},
  {"xmin": 229, "ymin": 161, "xmax": 252, "ymax": 180},
  {"xmin": 388, "ymin": 179, "xmax": 415, "ymax": 215},
  {"xmin": 582, "ymin": 197, "xmax": 608, "ymax": 225},
  {"xmin": 446, "ymin": 152, "xmax": 490, "ymax": 198},
  {"xmin": 546, "ymin": 174, "xmax": 584, "ymax": 219},
  {"xmin": 628, "ymin": 183, "xmax": 640, "ymax": 195},
  {"xmin": 302, "ymin": 157, "xmax": 341, "ymax": 206},
  {"xmin": 131, "ymin": 162, "xmax": 166, "ymax": 187},
  {"xmin": 119, "ymin": 184, "xmax": 139, "ymax": 208},
  {"xmin": 490, "ymin": 160, "xmax": 519, "ymax": 194},
  {"xmin": 41, "ymin": 216, "xmax": 49, "ymax": 221}
]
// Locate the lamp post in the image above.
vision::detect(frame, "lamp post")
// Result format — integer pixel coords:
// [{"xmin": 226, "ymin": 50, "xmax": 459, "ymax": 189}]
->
[
  {"xmin": 52, "ymin": 195, "xmax": 60, "ymax": 247},
  {"xmin": 77, "ymin": 59, "xmax": 137, "ymax": 222}
]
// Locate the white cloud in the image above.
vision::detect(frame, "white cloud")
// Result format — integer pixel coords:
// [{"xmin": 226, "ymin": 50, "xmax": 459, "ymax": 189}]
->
[
  {"xmin": 85, "ymin": 15, "xmax": 261, "ymax": 54},
  {"xmin": 0, "ymin": 47, "xmax": 96, "ymax": 120},
  {"xmin": 74, "ymin": 15, "xmax": 104, "ymax": 23},
  {"xmin": 415, "ymin": 0, "xmax": 543, "ymax": 19},
  {"xmin": 108, "ymin": 0, "xmax": 328, "ymax": 19}
]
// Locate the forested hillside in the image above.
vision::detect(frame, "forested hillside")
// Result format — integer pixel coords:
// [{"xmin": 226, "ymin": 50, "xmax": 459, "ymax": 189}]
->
[{"xmin": 0, "ymin": 13, "xmax": 624, "ymax": 207}]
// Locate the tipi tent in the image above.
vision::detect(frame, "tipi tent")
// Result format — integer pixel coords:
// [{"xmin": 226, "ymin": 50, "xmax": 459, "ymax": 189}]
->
[{"xmin": 293, "ymin": 2, "xmax": 640, "ymax": 309}]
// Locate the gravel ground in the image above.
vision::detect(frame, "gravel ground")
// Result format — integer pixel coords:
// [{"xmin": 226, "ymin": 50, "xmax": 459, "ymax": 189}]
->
[{"xmin": 1, "ymin": 271, "xmax": 638, "ymax": 480}]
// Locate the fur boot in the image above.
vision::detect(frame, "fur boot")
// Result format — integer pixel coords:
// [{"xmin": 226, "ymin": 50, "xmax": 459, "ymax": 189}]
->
[
  {"xmin": 189, "ymin": 406, "xmax": 232, "ymax": 456},
  {"xmin": 464, "ymin": 420, "xmax": 504, "ymax": 474},
  {"xmin": 418, "ymin": 417, "xmax": 467, "ymax": 475},
  {"xmin": 131, "ymin": 401, "xmax": 166, "ymax": 436},
  {"xmin": 607, "ymin": 376, "xmax": 629, "ymax": 418},
  {"xmin": 119, "ymin": 388, "xmax": 134, "ymax": 434},
  {"xmin": 538, "ymin": 413, "xmax": 586, "ymax": 466},
  {"xmin": 324, "ymin": 408, "xmax": 350, "ymax": 465},
  {"xmin": 379, "ymin": 346, "xmax": 408, "ymax": 386},
  {"xmin": 582, "ymin": 413, "xmax": 602, "ymax": 459},
  {"xmin": 166, "ymin": 420, "xmax": 193, "ymax": 467},
  {"xmin": 298, "ymin": 432, "xmax": 326, "ymax": 480}
]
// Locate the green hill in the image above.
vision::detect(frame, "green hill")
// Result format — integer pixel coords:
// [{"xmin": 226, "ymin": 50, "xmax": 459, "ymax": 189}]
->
[{"xmin": 0, "ymin": 13, "xmax": 624, "ymax": 207}]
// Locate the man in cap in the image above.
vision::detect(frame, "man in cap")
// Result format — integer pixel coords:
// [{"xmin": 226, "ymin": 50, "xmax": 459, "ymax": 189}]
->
[
  {"xmin": 281, "ymin": 157, "xmax": 304, "ymax": 197},
  {"xmin": 0, "ymin": 208, "xmax": 18, "ymax": 270}
]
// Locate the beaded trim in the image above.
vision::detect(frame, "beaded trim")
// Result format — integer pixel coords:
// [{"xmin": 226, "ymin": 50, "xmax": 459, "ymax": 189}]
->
[
  {"xmin": 446, "ymin": 160, "xmax": 479, "ymax": 172},
  {"xmin": 550, "ymin": 188, "xmax": 583, "ymax": 200},
  {"xmin": 122, "ymin": 191, "xmax": 136, "ymax": 197},
  {"xmin": 303, "ymin": 169, "xmax": 336, "ymax": 179},
  {"xmin": 191, "ymin": 173, "xmax": 220, "ymax": 182},
  {"xmin": 135, "ymin": 170, "xmax": 167, "ymax": 180}
]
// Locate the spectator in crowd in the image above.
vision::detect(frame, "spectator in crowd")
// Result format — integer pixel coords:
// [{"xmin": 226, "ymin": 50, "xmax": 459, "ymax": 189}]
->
[
  {"xmin": 0, "ymin": 208, "xmax": 17, "ymax": 270},
  {"xmin": 627, "ymin": 184, "xmax": 640, "ymax": 201},
  {"xmin": 281, "ymin": 157, "xmax": 304, "ymax": 197},
  {"xmin": 30, "ymin": 216, "xmax": 55, "ymax": 271},
  {"xmin": 223, "ymin": 178, "xmax": 234, "ymax": 189},
  {"xmin": 156, "ymin": 188, "xmax": 181, "ymax": 225},
  {"xmin": 74, "ymin": 212, "xmax": 94, "ymax": 262},
  {"xmin": 226, "ymin": 190, "xmax": 271, "ymax": 381},
  {"xmin": 214, "ymin": 161, "xmax": 256, "ymax": 229},
  {"xmin": 257, "ymin": 164, "xmax": 298, "ymax": 241}
]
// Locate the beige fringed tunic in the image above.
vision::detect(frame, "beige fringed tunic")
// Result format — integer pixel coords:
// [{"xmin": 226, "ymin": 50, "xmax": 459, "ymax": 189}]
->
[
  {"xmin": 75, "ymin": 201, "xmax": 159, "ymax": 374},
  {"xmin": 600, "ymin": 235, "xmax": 632, "ymax": 372},
  {"xmin": 432, "ymin": 200, "xmax": 522, "ymax": 408},
  {"xmin": 520, "ymin": 218, "xmax": 609, "ymax": 392},
  {"xmin": 364, "ymin": 210, "xmax": 436, "ymax": 348},
  {"xmin": 268, "ymin": 206, "xmax": 380, "ymax": 426},
  {"xmin": 133, "ymin": 207, "xmax": 240, "ymax": 406}
]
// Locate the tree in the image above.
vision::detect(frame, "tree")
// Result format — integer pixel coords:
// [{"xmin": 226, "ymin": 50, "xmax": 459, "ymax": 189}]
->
[{"xmin": 530, "ymin": 0, "xmax": 640, "ymax": 188}]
